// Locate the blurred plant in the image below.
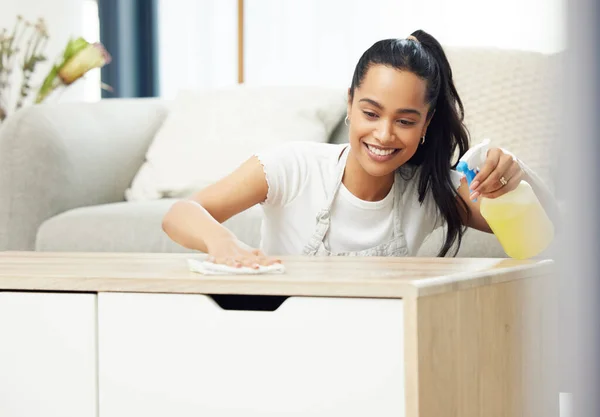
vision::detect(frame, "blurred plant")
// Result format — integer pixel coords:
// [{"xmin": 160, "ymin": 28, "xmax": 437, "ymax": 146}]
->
[
  {"xmin": 0, "ymin": 16, "xmax": 47, "ymax": 122},
  {"xmin": 36, "ymin": 37, "xmax": 111, "ymax": 104},
  {"xmin": 0, "ymin": 15, "xmax": 111, "ymax": 123}
]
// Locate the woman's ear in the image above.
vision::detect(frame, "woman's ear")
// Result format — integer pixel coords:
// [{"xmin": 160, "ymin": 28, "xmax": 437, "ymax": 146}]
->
[
  {"xmin": 421, "ymin": 122, "xmax": 430, "ymax": 138},
  {"xmin": 422, "ymin": 109, "xmax": 435, "ymax": 136}
]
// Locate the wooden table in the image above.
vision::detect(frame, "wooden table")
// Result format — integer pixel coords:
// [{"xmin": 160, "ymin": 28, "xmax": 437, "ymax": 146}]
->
[{"xmin": 0, "ymin": 252, "xmax": 558, "ymax": 417}]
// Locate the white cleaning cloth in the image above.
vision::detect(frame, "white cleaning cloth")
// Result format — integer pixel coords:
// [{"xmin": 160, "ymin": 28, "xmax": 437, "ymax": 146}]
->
[{"xmin": 187, "ymin": 259, "xmax": 286, "ymax": 275}]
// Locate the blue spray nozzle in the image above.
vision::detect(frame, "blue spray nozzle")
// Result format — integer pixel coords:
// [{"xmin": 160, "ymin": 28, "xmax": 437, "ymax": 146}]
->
[
  {"xmin": 456, "ymin": 160, "xmax": 477, "ymax": 190},
  {"xmin": 457, "ymin": 139, "xmax": 489, "ymax": 203}
]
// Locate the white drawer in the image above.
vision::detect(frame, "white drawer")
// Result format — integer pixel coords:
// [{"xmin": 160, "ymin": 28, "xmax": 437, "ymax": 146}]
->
[
  {"xmin": 98, "ymin": 293, "xmax": 405, "ymax": 417},
  {"xmin": 0, "ymin": 292, "xmax": 97, "ymax": 417}
]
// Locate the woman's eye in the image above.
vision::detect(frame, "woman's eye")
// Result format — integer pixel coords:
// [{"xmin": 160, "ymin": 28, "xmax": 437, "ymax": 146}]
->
[
  {"xmin": 363, "ymin": 111, "xmax": 378, "ymax": 119},
  {"xmin": 397, "ymin": 119, "xmax": 416, "ymax": 126}
]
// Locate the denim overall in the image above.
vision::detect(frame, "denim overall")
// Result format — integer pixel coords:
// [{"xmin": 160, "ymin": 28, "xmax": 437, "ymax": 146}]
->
[{"xmin": 302, "ymin": 146, "xmax": 410, "ymax": 257}]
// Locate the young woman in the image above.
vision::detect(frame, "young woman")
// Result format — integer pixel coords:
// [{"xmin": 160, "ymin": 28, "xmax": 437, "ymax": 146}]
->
[{"xmin": 162, "ymin": 30, "xmax": 557, "ymax": 268}]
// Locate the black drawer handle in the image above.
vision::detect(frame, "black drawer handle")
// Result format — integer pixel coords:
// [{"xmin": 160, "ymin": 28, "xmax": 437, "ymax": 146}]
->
[{"xmin": 207, "ymin": 294, "xmax": 288, "ymax": 312}]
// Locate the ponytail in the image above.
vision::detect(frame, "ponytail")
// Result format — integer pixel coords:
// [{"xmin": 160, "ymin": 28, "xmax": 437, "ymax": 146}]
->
[{"xmin": 409, "ymin": 30, "xmax": 471, "ymax": 256}]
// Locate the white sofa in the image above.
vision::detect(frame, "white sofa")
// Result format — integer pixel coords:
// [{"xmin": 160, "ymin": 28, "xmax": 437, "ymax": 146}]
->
[{"xmin": 0, "ymin": 47, "xmax": 562, "ymax": 257}]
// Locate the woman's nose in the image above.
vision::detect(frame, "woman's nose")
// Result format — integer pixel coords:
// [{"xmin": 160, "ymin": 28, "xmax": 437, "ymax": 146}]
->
[{"xmin": 373, "ymin": 121, "xmax": 393, "ymax": 144}]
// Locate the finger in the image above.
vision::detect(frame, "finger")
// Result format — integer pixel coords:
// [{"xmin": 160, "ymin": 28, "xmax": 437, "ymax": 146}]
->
[
  {"xmin": 481, "ymin": 163, "xmax": 523, "ymax": 198},
  {"xmin": 476, "ymin": 152, "xmax": 513, "ymax": 194},
  {"xmin": 240, "ymin": 257, "xmax": 256, "ymax": 268},
  {"xmin": 224, "ymin": 258, "xmax": 242, "ymax": 268},
  {"xmin": 471, "ymin": 148, "xmax": 501, "ymax": 191},
  {"xmin": 255, "ymin": 255, "xmax": 274, "ymax": 266},
  {"xmin": 475, "ymin": 153, "xmax": 515, "ymax": 195},
  {"xmin": 505, "ymin": 162, "xmax": 523, "ymax": 185},
  {"xmin": 470, "ymin": 161, "xmax": 520, "ymax": 201},
  {"xmin": 481, "ymin": 167, "xmax": 523, "ymax": 199},
  {"xmin": 251, "ymin": 249, "xmax": 281, "ymax": 266},
  {"xmin": 266, "ymin": 257, "xmax": 282, "ymax": 265}
]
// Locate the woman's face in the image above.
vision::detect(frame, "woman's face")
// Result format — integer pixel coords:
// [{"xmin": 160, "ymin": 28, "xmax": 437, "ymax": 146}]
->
[{"xmin": 347, "ymin": 64, "xmax": 431, "ymax": 177}]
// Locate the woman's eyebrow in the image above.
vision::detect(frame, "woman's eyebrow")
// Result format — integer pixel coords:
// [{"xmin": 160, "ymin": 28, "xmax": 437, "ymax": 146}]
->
[{"xmin": 358, "ymin": 98, "xmax": 421, "ymax": 116}]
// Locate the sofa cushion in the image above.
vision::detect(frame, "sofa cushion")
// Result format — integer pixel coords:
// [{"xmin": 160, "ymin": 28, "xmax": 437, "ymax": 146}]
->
[
  {"xmin": 36, "ymin": 199, "xmax": 262, "ymax": 253},
  {"xmin": 36, "ymin": 197, "xmax": 502, "ymax": 257},
  {"xmin": 125, "ymin": 86, "xmax": 347, "ymax": 201},
  {"xmin": 418, "ymin": 222, "xmax": 559, "ymax": 259},
  {"xmin": 417, "ymin": 227, "xmax": 506, "ymax": 258},
  {"xmin": 36, "ymin": 198, "xmax": 554, "ymax": 258}
]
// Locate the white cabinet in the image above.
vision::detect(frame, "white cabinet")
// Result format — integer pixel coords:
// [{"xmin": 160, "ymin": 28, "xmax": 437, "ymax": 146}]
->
[
  {"xmin": 98, "ymin": 293, "xmax": 405, "ymax": 417},
  {"xmin": 0, "ymin": 292, "xmax": 97, "ymax": 417}
]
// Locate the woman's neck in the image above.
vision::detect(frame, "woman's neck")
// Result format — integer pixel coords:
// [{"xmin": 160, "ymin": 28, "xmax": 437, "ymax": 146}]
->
[{"xmin": 342, "ymin": 149, "xmax": 395, "ymax": 202}]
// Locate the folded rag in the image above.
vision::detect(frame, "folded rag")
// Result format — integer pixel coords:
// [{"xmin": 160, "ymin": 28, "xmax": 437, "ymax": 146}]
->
[{"xmin": 187, "ymin": 259, "xmax": 286, "ymax": 275}]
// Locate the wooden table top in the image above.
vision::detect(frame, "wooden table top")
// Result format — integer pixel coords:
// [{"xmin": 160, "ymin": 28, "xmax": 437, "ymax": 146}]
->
[{"xmin": 0, "ymin": 252, "xmax": 554, "ymax": 298}]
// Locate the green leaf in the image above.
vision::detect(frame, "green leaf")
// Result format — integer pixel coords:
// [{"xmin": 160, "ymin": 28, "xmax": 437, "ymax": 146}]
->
[
  {"xmin": 61, "ymin": 37, "xmax": 89, "ymax": 65},
  {"xmin": 35, "ymin": 64, "xmax": 59, "ymax": 103}
]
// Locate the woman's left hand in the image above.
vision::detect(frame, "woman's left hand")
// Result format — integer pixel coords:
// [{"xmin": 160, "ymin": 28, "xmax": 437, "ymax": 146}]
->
[{"xmin": 469, "ymin": 148, "xmax": 523, "ymax": 201}]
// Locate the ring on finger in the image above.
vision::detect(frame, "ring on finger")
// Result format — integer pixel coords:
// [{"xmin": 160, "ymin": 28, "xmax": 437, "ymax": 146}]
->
[{"xmin": 500, "ymin": 176, "xmax": 508, "ymax": 186}]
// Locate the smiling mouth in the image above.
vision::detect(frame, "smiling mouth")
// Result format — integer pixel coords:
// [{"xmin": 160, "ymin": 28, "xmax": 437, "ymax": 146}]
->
[{"xmin": 363, "ymin": 142, "xmax": 401, "ymax": 159}]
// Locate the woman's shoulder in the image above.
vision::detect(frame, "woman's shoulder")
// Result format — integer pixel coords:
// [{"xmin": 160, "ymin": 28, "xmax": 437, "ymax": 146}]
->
[
  {"xmin": 255, "ymin": 141, "xmax": 346, "ymax": 206},
  {"xmin": 257, "ymin": 141, "xmax": 347, "ymax": 169},
  {"xmin": 267, "ymin": 141, "xmax": 346, "ymax": 157}
]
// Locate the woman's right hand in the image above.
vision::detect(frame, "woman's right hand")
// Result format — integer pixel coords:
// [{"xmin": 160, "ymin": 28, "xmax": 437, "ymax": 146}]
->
[{"xmin": 206, "ymin": 236, "xmax": 281, "ymax": 269}]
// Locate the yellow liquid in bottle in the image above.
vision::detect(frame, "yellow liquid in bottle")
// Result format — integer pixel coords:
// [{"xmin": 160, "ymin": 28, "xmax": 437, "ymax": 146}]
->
[{"xmin": 479, "ymin": 184, "xmax": 554, "ymax": 259}]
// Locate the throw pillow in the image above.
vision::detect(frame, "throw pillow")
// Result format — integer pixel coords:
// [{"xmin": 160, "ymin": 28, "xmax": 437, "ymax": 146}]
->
[{"xmin": 125, "ymin": 85, "xmax": 347, "ymax": 201}]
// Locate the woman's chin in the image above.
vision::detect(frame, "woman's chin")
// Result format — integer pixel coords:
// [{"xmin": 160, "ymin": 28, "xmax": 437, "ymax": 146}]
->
[
  {"xmin": 359, "ymin": 150, "xmax": 405, "ymax": 177},
  {"xmin": 358, "ymin": 156, "xmax": 401, "ymax": 177}
]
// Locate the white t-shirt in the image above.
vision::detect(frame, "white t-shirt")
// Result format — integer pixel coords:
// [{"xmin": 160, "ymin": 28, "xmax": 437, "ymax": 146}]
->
[{"xmin": 254, "ymin": 142, "xmax": 462, "ymax": 256}]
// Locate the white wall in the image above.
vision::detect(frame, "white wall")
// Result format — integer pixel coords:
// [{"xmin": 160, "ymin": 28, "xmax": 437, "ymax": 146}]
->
[
  {"xmin": 0, "ymin": 0, "xmax": 93, "ymax": 116},
  {"xmin": 157, "ymin": 0, "xmax": 566, "ymax": 95},
  {"xmin": 157, "ymin": 0, "xmax": 238, "ymax": 99},
  {"xmin": 0, "ymin": 0, "xmax": 568, "ymax": 105},
  {"xmin": 431, "ymin": 0, "xmax": 565, "ymax": 52},
  {"xmin": 244, "ymin": 0, "xmax": 566, "ymax": 86}
]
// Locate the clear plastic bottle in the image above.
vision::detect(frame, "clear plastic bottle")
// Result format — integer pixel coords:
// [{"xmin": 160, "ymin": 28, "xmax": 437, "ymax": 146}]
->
[{"xmin": 457, "ymin": 140, "xmax": 554, "ymax": 259}]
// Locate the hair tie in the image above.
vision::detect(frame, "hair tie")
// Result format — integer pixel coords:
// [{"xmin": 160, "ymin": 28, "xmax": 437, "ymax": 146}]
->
[{"xmin": 406, "ymin": 35, "xmax": 419, "ymax": 43}]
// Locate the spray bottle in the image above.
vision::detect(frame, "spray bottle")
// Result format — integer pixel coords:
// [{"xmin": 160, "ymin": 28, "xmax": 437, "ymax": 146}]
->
[{"xmin": 456, "ymin": 139, "xmax": 554, "ymax": 259}]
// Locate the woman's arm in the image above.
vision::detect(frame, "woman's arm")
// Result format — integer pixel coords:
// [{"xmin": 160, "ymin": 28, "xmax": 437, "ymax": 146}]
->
[
  {"xmin": 456, "ymin": 178, "xmax": 492, "ymax": 233},
  {"xmin": 162, "ymin": 156, "xmax": 279, "ymax": 267}
]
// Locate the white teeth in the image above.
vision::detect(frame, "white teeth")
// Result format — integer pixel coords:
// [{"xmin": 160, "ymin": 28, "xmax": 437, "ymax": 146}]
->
[{"xmin": 366, "ymin": 144, "xmax": 396, "ymax": 156}]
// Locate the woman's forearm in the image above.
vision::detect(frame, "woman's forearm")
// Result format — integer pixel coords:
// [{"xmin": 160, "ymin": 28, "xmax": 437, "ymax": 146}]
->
[{"xmin": 162, "ymin": 200, "xmax": 236, "ymax": 253}]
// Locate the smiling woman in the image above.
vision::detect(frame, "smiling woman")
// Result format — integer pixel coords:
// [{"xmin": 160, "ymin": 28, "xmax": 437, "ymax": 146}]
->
[
  {"xmin": 341, "ymin": 34, "xmax": 470, "ymax": 256},
  {"xmin": 161, "ymin": 29, "xmax": 559, "ymax": 266}
]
